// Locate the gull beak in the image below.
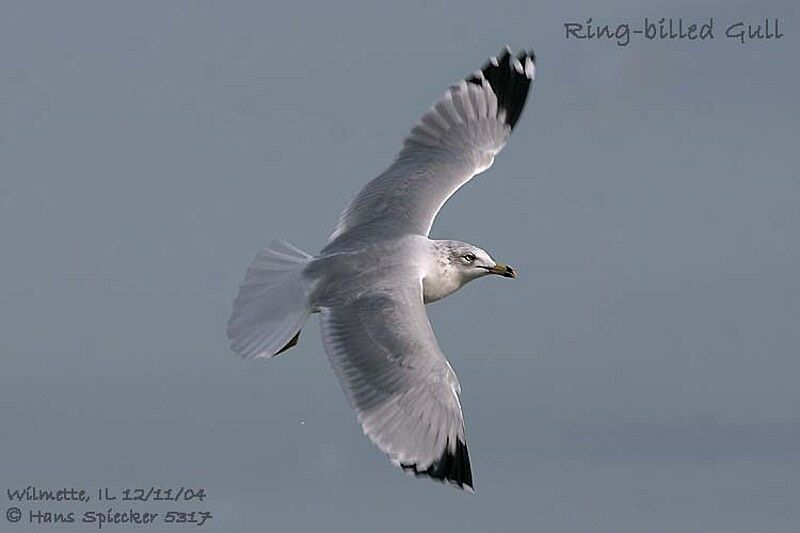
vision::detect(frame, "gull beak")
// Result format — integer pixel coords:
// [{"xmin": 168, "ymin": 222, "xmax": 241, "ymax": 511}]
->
[{"xmin": 485, "ymin": 263, "xmax": 517, "ymax": 278}]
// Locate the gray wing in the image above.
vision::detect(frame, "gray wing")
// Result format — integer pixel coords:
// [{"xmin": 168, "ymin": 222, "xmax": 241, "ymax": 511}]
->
[
  {"xmin": 318, "ymin": 280, "xmax": 473, "ymax": 491},
  {"xmin": 325, "ymin": 48, "xmax": 535, "ymax": 248}
]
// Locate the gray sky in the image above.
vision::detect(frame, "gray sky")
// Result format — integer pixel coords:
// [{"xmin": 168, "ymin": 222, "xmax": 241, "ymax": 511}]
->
[{"xmin": 1, "ymin": 1, "xmax": 798, "ymax": 532}]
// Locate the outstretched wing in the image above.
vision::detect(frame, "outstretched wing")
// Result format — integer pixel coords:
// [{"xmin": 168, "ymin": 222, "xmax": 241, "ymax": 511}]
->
[
  {"xmin": 318, "ymin": 281, "xmax": 473, "ymax": 491},
  {"xmin": 326, "ymin": 47, "xmax": 535, "ymax": 248}
]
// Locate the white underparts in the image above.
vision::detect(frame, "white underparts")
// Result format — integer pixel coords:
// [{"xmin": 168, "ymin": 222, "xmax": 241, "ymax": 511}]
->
[{"xmin": 422, "ymin": 264, "xmax": 464, "ymax": 303}]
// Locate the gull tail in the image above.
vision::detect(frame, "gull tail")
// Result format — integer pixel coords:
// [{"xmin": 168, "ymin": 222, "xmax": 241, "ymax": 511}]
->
[{"xmin": 227, "ymin": 240, "xmax": 313, "ymax": 359}]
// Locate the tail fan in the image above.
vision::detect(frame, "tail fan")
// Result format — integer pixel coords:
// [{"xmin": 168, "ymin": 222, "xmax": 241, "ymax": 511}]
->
[{"xmin": 227, "ymin": 240, "xmax": 313, "ymax": 359}]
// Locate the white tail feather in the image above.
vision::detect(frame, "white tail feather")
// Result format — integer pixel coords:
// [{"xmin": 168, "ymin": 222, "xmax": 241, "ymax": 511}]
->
[{"xmin": 227, "ymin": 240, "xmax": 312, "ymax": 359}]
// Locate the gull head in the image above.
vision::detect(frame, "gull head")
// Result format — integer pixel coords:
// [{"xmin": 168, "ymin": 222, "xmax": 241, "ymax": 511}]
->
[
  {"xmin": 423, "ymin": 239, "xmax": 516, "ymax": 303},
  {"xmin": 447, "ymin": 241, "xmax": 516, "ymax": 280}
]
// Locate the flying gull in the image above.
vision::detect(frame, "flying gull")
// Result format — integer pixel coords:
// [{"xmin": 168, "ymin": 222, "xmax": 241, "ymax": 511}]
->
[{"xmin": 228, "ymin": 47, "xmax": 536, "ymax": 492}]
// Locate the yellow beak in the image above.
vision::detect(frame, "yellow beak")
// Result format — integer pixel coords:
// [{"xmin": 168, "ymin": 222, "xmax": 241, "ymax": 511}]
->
[{"xmin": 485, "ymin": 263, "xmax": 517, "ymax": 278}]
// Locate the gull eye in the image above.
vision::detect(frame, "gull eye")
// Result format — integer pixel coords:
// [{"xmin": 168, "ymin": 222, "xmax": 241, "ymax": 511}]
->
[{"xmin": 462, "ymin": 253, "xmax": 476, "ymax": 263}]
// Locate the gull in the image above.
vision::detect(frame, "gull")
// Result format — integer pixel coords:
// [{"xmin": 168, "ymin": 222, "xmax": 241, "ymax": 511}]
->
[{"xmin": 227, "ymin": 47, "xmax": 536, "ymax": 492}]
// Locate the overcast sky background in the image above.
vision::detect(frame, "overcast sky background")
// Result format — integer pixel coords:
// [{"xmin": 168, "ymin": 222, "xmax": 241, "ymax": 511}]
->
[{"xmin": 1, "ymin": 1, "xmax": 798, "ymax": 532}]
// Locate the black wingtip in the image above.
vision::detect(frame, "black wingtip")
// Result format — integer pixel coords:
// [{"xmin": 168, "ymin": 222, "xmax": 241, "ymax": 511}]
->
[
  {"xmin": 401, "ymin": 438, "xmax": 474, "ymax": 492},
  {"xmin": 467, "ymin": 47, "xmax": 535, "ymax": 130}
]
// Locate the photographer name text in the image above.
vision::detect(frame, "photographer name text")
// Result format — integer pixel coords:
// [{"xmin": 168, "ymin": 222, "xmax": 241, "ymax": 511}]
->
[{"xmin": 5, "ymin": 485, "xmax": 213, "ymax": 529}]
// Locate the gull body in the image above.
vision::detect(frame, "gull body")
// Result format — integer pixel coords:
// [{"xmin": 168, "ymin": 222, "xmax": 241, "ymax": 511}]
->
[
  {"xmin": 307, "ymin": 236, "xmax": 514, "ymax": 308},
  {"xmin": 227, "ymin": 48, "xmax": 536, "ymax": 491}
]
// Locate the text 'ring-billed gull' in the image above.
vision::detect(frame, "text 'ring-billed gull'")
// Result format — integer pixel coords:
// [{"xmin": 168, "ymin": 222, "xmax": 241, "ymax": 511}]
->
[{"xmin": 228, "ymin": 47, "xmax": 536, "ymax": 492}]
